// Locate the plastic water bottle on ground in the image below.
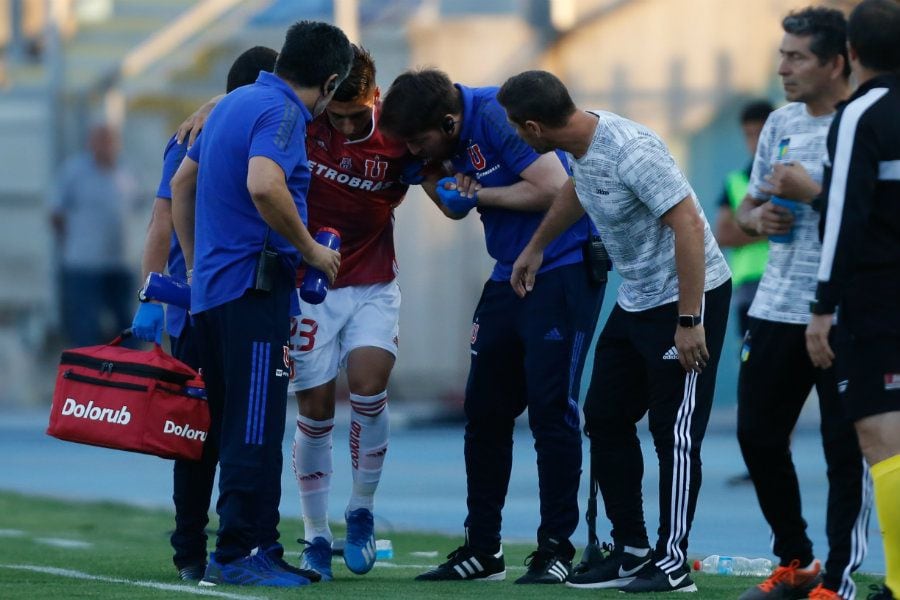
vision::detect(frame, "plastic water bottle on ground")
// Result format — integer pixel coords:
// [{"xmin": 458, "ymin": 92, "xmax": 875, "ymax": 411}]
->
[
  {"xmin": 375, "ymin": 539, "xmax": 393, "ymax": 560},
  {"xmin": 693, "ymin": 555, "xmax": 772, "ymax": 576}
]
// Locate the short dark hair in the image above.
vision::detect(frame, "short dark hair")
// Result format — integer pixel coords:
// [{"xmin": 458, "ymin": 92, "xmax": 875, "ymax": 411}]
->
[
  {"xmin": 782, "ymin": 6, "xmax": 850, "ymax": 78},
  {"xmin": 497, "ymin": 70, "xmax": 577, "ymax": 128},
  {"xmin": 740, "ymin": 99, "xmax": 775, "ymax": 124},
  {"xmin": 275, "ymin": 20, "xmax": 353, "ymax": 89},
  {"xmin": 333, "ymin": 45, "xmax": 376, "ymax": 103},
  {"xmin": 378, "ymin": 68, "xmax": 461, "ymax": 138},
  {"xmin": 847, "ymin": 0, "xmax": 900, "ymax": 72},
  {"xmin": 226, "ymin": 46, "xmax": 277, "ymax": 93}
]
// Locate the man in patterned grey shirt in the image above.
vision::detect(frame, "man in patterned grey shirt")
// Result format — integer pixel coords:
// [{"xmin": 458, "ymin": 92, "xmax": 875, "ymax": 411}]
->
[
  {"xmin": 734, "ymin": 8, "xmax": 870, "ymax": 600},
  {"xmin": 497, "ymin": 71, "xmax": 731, "ymax": 594}
]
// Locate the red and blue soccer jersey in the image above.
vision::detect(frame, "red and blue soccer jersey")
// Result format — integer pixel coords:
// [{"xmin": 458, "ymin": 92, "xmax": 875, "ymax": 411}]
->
[
  {"xmin": 451, "ymin": 84, "xmax": 592, "ymax": 281},
  {"xmin": 303, "ymin": 104, "xmax": 409, "ymax": 288}
]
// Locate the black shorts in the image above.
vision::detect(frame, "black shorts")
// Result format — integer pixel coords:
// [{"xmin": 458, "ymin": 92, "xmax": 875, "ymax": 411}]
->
[{"xmin": 836, "ymin": 334, "xmax": 900, "ymax": 421}]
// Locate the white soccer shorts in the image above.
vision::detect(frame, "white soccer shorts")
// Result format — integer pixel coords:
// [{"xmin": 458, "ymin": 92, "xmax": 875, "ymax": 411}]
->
[{"xmin": 288, "ymin": 280, "xmax": 400, "ymax": 392}]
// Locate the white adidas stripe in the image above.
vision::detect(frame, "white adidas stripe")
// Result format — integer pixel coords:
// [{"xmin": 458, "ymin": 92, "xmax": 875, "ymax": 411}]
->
[
  {"xmin": 454, "ymin": 564, "xmax": 467, "ymax": 578},
  {"xmin": 461, "ymin": 560, "xmax": 475, "ymax": 575},
  {"xmin": 470, "ymin": 557, "xmax": 484, "ymax": 572},
  {"xmin": 657, "ymin": 293, "xmax": 704, "ymax": 573},
  {"xmin": 548, "ymin": 562, "xmax": 568, "ymax": 581},
  {"xmin": 819, "ymin": 87, "xmax": 889, "ymax": 282},
  {"xmin": 837, "ymin": 459, "xmax": 873, "ymax": 600}
]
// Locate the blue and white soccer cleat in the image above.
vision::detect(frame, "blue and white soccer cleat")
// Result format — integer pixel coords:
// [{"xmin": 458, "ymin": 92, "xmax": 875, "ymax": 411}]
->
[
  {"xmin": 299, "ymin": 537, "xmax": 333, "ymax": 581},
  {"xmin": 344, "ymin": 508, "xmax": 377, "ymax": 574},
  {"xmin": 199, "ymin": 551, "xmax": 311, "ymax": 587}
]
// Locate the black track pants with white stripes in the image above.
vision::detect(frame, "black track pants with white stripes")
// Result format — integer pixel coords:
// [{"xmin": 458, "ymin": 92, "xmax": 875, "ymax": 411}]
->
[
  {"xmin": 738, "ymin": 318, "xmax": 871, "ymax": 599},
  {"xmin": 583, "ymin": 281, "xmax": 730, "ymax": 573}
]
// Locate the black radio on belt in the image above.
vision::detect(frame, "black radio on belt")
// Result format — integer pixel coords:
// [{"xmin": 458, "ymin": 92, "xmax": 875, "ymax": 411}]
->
[
  {"xmin": 584, "ymin": 235, "xmax": 612, "ymax": 285},
  {"xmin": 253, "ymin": 245, "xmax": 279, "ymax": 293}
]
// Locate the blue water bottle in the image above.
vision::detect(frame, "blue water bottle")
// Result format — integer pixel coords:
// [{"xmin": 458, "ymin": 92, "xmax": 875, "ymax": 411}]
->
[
  {"xmin": 300, "ymin": 227, "xmax": 341, "ymax": 305},
  {"xmin": 769, "ymin": 196, "xmax": 801, "ymax": 243},
  {"xmin": 140, "ymin": 272, "xmax": 191, "ymax": 309}
]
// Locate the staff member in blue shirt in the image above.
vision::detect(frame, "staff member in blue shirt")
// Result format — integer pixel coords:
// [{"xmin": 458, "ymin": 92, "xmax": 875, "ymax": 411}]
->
[
  {"xmin": 170, "ymin": 21, "xmax": 352, "ymax": 588},
  {"xmin": 131, "ymin": 47, "xmax": 323, "ymax": 583},
  {"xmin": 379, "ymin": 68, "xmax": 604, "ymax": 585}
]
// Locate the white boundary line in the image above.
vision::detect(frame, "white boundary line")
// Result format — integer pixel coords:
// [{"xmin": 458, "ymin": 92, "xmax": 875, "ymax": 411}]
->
[
  {"xmin": 373, "ymin": 562, "xmax": 526, "ymax": 571},
  {"xmin": 0, "ymin": 564, "xmax": 265, "ymax": 600}
]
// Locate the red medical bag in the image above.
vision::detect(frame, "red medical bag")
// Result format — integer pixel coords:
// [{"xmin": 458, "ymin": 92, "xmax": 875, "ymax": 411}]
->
[{"xmin": 47, "ymin": 335, "xmax": 209, "ymax": 460}]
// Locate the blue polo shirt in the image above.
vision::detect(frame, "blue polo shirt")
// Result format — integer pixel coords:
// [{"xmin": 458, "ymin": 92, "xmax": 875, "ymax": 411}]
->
[
  {"xmin": 451, "ymin": 84, "xmax": 591, "ymax": 281},
  {"xmin": 187, "ymin": 71, "xmax": 313, "ymax": 314},
  {"xmin": 156, "ymin": 134, "xmax": 189, "ymax": 338}
]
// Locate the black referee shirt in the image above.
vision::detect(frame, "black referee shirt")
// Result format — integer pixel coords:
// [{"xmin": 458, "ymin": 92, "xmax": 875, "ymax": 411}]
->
[{"xmin": 816, "ymin": 73, "xmax": 900, "ymax": 336}]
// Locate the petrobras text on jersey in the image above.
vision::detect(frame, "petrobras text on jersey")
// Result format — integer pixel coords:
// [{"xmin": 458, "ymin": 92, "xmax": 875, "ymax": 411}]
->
[
  {"xmin": 163, "ymin": 420, "xmax": 207, "ymax": 441},
  {"xmin": 61, "ymin": 397, "xmax": 132, "ymax": 425},
  {"xmin": 308, "ymin": 159, "xmax": 398, "ymax": 192}
]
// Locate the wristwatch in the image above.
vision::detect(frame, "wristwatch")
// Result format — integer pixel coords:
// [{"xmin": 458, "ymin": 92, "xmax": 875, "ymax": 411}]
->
[
  {"xmin": 809, "ymin": 299, "xmax": 833, "ymax": 315},
  {"xmin": 137, "ymin": 287, "xmax": 149, "ymax": 303},
  {"xmin": 678, "ymin": 314, "xmax": 701, "ymax": 328}
]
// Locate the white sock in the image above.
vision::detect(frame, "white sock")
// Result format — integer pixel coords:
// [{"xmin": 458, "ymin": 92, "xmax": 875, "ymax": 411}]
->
[
  {"xmin": 293, "ymin": 415, "xmax": 334, "ymax": 542},
  {"xmin": 347, "ymin": 391, "xmax": 389, "ymax": 513}
]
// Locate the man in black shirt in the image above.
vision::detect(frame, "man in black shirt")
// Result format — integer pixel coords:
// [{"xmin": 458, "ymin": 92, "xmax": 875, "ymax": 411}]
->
[{"xmin": 807, "ymin": 2, "xmax": 900, "ymax": 598}]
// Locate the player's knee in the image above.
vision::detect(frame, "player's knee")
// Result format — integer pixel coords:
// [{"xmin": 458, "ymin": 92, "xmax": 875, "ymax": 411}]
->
[
  {"xmin": 348, "ymin": 380, "xmax": 390, "ymax": 397},
  {"xmin": 297, "ymin": 388, "xmax": 336, "ymax": 421}
]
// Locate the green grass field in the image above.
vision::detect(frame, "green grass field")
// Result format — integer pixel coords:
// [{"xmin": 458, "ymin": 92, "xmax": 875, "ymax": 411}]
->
[{"xmin": 0, "ymin": 491, "xmax": 882, "ymax": 599}]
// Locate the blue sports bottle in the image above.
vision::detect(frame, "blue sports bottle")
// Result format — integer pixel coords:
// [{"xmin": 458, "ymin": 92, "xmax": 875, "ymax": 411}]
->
[
  {"xmin": 300, "ymin": 228, "xmax": 341, "ymax": 305},
  {"xmin": 140, "ymin": 272, "xmax": 191, "ymax": 309},
  {"xmin": 768, "ymin": 196, "xmax": 801, "ymax": 244}
]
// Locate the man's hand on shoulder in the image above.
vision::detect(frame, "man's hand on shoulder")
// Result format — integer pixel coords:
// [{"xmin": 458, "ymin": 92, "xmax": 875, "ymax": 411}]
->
[{"xmin": 176, "ymin": 94, "xmax": 223, "ymax": 147}]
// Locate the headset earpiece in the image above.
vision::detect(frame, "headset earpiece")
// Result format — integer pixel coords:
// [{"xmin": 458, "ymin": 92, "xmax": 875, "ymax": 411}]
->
[{"xmin": 442, "ymin": 116, "xmax": 455, "ymax": 135}]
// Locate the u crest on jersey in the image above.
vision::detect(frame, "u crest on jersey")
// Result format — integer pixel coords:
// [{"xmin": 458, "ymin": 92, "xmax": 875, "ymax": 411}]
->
[
  {"xmin": 467, "ymin": 144, "xmax": 486, "ymax": 170},
  {"xmin": 364, "ymin": 158, "xmax": 388, "ymax": 180}
]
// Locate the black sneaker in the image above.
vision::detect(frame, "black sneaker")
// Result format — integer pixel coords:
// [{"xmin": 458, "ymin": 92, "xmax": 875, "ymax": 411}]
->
[
  {"xmin": 566, "ymin": 543, "xmax": 652, "ymax": 589},
  {"xmin": 515, "ymin": 538, "xmax": 573, "ymax": 584},
  {"xmin": 621, "ymin": 561, "xmax": 698, "ymax": 593},
  {"xmin": 415, "ymin": 545, "xmax": 506, "ymax": 581},
  {"xmin": 260, "ymin": 545, "xmax": 321, "ymax": 583},
  {"xmin": 177, "ymin": 562, "xmax": 207, "ymax": 581}
]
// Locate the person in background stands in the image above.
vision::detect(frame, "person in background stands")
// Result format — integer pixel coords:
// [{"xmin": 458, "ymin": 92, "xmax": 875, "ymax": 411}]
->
[{"xmin": 51, "ymin": 123, "xmax": 139, "ymax": 348}]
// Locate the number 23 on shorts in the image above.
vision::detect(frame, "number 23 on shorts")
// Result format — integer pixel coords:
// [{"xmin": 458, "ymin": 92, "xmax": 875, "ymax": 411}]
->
[{"xmin": 290, "ymin": 317, "xmax": 318, "ymax": 352}]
